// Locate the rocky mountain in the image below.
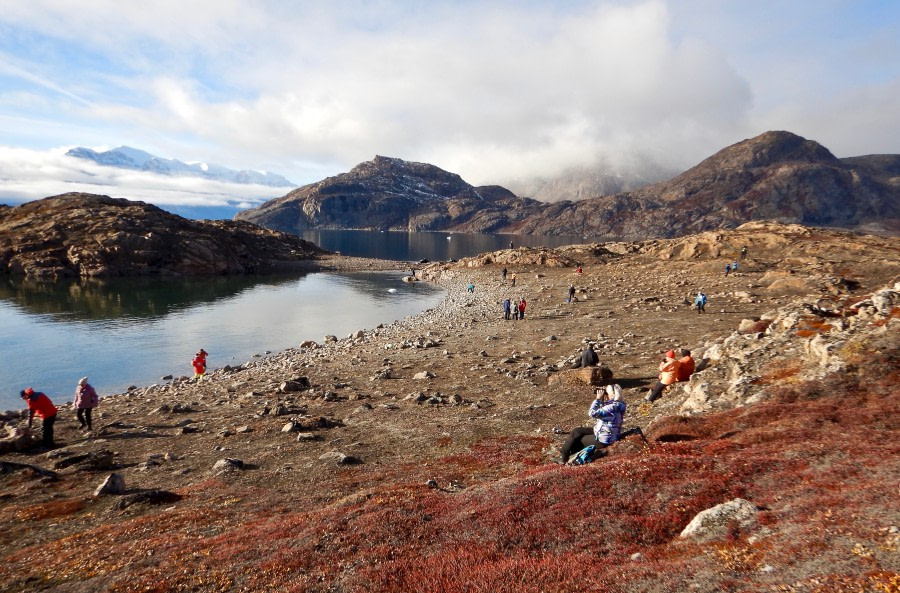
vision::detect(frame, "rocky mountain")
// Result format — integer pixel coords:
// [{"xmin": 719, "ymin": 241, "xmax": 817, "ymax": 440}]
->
[
  {"xmin": 67, "ymin": 146, "xmax": 296, "ymax": 187},
  {"xmin": 0, "ymin": 193, "xmax": 326, "ymax": 279},
  {"xmin": 237, "ymin": 131, "xmax": 900, "ymax": 239}
]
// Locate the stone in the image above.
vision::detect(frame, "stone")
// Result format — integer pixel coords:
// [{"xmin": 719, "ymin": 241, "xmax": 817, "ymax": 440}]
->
[
  {"xmin": 679, "ymin": 498, "xmax": 759, "ymax": 541},
  {"xmin": 413, "ymin": 371, "xmax": 435, "ymax": 380},
  {"xmin": 212, "ymin": 458, "xmax": 245, "ymax": 474},
  {"xmin": 94, "ymin": 473, "xmax": 126, "ymax": 496}
]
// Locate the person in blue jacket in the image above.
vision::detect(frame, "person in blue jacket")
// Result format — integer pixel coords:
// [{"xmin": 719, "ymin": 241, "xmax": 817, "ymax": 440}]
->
[
  {"xmin": 694, "ymin": 291, "xmax": 707, "ymax": 314},
  {"xmin": 559, "ymin": 384, "xmax": 627, "ymax": 463}
]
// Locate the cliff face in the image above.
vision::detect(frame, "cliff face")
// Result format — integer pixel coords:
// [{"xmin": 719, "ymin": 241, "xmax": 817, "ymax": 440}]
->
[
  {"xmin": 237, "ymin": 132, "xmax": 900, "ymax": 239},
  {"xmin": 0, "ymin": 193, "xmax": 326, "ymax": 279}
]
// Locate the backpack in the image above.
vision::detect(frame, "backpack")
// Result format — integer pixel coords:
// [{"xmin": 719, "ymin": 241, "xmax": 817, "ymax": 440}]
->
[{"xmin": 567, "ymin": 445, "xmax": 597, "ymax": 466}]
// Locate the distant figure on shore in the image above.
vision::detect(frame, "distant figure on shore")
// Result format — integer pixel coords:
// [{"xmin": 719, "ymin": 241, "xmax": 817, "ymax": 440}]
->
[
  {"xmin": 559, "ymin": 384, "xmax": 627, "ymax": 464},
  {"xmin": 740, "ymin": 246, "xmax": 748, "ymax": 260},
  {"xmin": 694, "ymin": 291, "xmax": 707, "ymax": 314},
  {"xmin": 502, "ymin": 267, "xmax": 508, "ymax": 283},
  {"xmin": 513, "ymin": 299, "xmax": 520, "ymax": 320},
  {"xmin": 576, "ymin": 265, "xmax": 582, "ymax": 274},
  {"xmin": 503, "ymin": 298, "xmax": 512, "ymax": 320},
  {"xmin": 518, "ymin": 297, "xmax": 527, "ymax": 320},
  {"xmin": 732, "ymin": 261, "xmax": 739, "ymax": 273},
  {"xmin": 74, "ymin": 376, "xmax": 99, "ymax": 432},
  {"xmin": 676, "ymin": 349, "xmax": 696, "ymax": 382},
  {"xmin": 467, "ymin": 281, "xmax": 475, "ymax": 293},
  {"xmin": 574, "ymin": 343, "xmax": 599, "ymax": 368},
  {"xmin": 192, "ymin": 349, "xmax": 208, "ymax": 382},
  {"xmin": 567, "ymin": 285, "xmax": 576, "ymax": 303},
  {"xmin": 646, "ymin": 350, "xmax": 680, "ymax": 403},
  {"xmin": 724, "ymin": 263, "xmax": 731, "ymax": 276},
  {"xmin": 20, "ymin": 387, "xmax": 57, "ymax": 448},
  {"xmin": 510, "ymin": 273, "xmax": 517, "ymax": 287},
  {"xmin": 509, "ymin": 241, "xmax": 514, "ymax": 249}
]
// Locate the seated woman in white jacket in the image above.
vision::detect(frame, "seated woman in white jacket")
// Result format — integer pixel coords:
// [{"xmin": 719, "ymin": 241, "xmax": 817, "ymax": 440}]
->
[{"xmin": 559, "ymin": 383, "xmax": 627, "ymax": 464}]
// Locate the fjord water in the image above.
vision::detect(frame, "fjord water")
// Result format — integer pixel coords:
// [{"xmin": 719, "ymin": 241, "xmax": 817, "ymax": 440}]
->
[{"xmin": 0, "ymin": 271, "xmax": 444, "ymax": 412}]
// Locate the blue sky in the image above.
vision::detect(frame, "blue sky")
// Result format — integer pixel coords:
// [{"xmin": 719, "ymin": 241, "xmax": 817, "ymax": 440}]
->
[{"xmin": 1, "ymin": 0, "xmax": 898, "ymax": 210}]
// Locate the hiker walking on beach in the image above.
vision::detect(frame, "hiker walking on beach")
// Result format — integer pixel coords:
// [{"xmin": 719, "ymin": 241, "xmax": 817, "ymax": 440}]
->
[
  {"xmin": 192, "ymin": 349, "xmax": 208, "ymax": 382},
  {"xmin": 74, "ymin": 377, "xmax": 99, "ymax": 431},
  {"xmin": 503, "ymin": 298, "xmax": 512, "ymax": 320},
  {"xmin": 518, "ymin": 297, "xmax": 527, "ymax": 320},
  {"xmin": 510, "ymin": 272, "xmax": 517, "ymax": 287},
  {"xmin": 694, "ymin": 291, "xmax": 707, "ymax": 314},
  {"xmin": 741, "ymin": 246, "xmax": 747, "ymax": 260},
  {"xmin": 20, "ymin": 387, "xmax": 58, "ymax": 448},
  {"xmin": 467, "ymin": 281, "xmax": 475, "ymax": 293},
  {"xmin": 502, "ymin": 268, "xmax": 508, "ymax": 283},
  {"xmin": 567, "ymin": 285, "xmax": 576, "ymax": 303},
  {"xmin": 732, "ymin": 261, "xmax": 739, "ymax": 273},
  {"xmin": 724, "ymin": 263, "xmax": 731, "ymax": 276},
  {"xmin": 559, "ymin": 384, "xmax": 627, "ymax": 463},
  {"xmin": 512, "ymin": 299, "xmax": 520, "ymax": 320},
  {"xmin": 646, "ymin": 350, "xmax": 680, "ymax": 403}
]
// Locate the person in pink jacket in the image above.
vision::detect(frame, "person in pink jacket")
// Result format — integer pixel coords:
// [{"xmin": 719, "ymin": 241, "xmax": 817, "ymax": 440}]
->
[
  {"xmin": 74, "ymin": 377, "xmax": 99, "ymax": 431},
  {"xmin": 646, "ymin": 350, "xmax": 681, "ymax": 402}
]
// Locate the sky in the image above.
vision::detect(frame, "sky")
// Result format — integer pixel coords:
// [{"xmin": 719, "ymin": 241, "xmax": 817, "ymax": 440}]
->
[{"xmin": 1, "ymin": 0, "xmax": 898, "ymax": 213}]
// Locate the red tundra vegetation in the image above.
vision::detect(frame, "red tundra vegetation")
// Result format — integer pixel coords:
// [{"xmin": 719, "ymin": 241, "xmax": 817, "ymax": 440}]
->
[{"xmin": 1, "ymin": 345, "xmax": 896, "ymax": 593}]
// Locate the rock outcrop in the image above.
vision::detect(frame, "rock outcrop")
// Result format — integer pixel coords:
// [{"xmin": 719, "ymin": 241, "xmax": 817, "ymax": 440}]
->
[{"xmin": 0, "ymin": 193, "xmax": 327, "ymax": 279}]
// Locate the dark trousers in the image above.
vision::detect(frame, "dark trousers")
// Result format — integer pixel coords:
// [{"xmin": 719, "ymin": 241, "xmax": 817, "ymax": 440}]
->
[
  {"xmin": 77, "ymin": 407, "xmax": 93, "ymax": 430},
  {"xmin": 647, "ymin": 381, "xmax": 670, "ymax": 402},
  {"xmin": 42, "ymin": 414, "xmax": 56, "ymax": 447},
  {"xmin": 560, "ymin": 427, "xmax": 607, "ymax": 463}
]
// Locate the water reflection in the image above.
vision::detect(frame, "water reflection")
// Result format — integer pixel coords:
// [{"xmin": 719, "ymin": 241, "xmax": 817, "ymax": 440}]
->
[
  {"xmin": 0, "ymin": 275, "xmax": 305, "ymax": 321},
  {"xmin": 0, "ymin": 271, "xmax": 444, "ymax": 411}
]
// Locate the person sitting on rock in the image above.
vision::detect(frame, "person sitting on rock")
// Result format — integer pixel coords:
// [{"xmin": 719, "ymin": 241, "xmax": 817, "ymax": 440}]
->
[
  {"xmin": 192, "ymin": 349, "xmax": 208, "ymax": 382},
  {"xmin": 573, "ymin": 343, "xmax": 599, "ymax": 368},
  {"xmin": 20, "ymin": 387, "xmax": 58, "ymax": 448},
  {"xmin": 559, "ymin": 384, "xmax": 627, "ymax": 463},
  {"xmin": 676, "ymin": 349, "xmax": 696, "ymax": 382},
  {"xmin": 646, "ymin": 350, "xmax": 680, "ymax": 402}
]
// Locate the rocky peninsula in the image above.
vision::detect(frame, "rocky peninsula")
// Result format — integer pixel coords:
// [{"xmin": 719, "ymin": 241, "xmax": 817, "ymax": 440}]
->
[{"xmin": 0, "ymin": 221, "xmax": 897, "ymax": 593}]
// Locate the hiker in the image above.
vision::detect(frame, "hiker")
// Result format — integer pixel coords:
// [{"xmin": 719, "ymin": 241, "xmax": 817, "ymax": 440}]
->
[
  {"xmin": 740, "ymin": 246, "xmax": 747, "ymax": 260},
  {"xmin": 732, "ymin": 261, "xmax": 739, "ymax": 273},
  {"xmin": 510, "ymin": 272, "xmax": 517, "ymax": 287},
  {"xmin": 20, "ymin": 387, "xmax": 58, "ymax": 448},
  {"xmin": 518, "ymin": 297, "xmax": 527, "ymax": 320},
  {"xmin": 512, "ymin": 299, "xmax": 520, "ymax": 320},
  {"xmin": 724, "ymin": 263, "xmax": 731, "ymax": 276},
  {"xmin": 74, "ymin": 376, "xmax": 99, "ymax": 431},
  {"xmin": 559, "ymin": 384, "xmax": 627, "ymax": 463},
  {"xmin": 567, "ymin": 284, "xmax": 576, "ymax": 303},
  {"xmin": 502, "ymin": 267, "xmax": 508, "ymax": 283},
  {"xmin": 573, "ymin": 343, "xmax": 599, "ymax": 368},
  {"xmin": 509, "ymin": 241, "xmax": 514, "ymax": 249},
  {"xmin": 467, "ymin": 281, "xmax": 475, "ymax": 293},
  {"xmin": 192, "ymin": 349, "xmax": 208, "ymax": 382},
  {"xmin": 576, "ymin": 265, "xmax": 582, "ymax": 274},
  {"xmin": 503, "ymin": 298, "xmax": 512, "ymax": 320},
  {"xmin": 676, "ymin": 349, "xmax": 696, "ymax": 382},
  {"xmin": 694, "ymin": 291, "xmax": 707, "ymax": 314},
  {"xmin": 646, "ymin": 350, "xmax": 680, "ymax": 403}
]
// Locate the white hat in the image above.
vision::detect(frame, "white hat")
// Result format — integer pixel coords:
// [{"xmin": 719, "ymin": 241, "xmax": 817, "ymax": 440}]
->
[{"xmin": 78, "ymin": 377, "xmax": 88, "ymax": 385}]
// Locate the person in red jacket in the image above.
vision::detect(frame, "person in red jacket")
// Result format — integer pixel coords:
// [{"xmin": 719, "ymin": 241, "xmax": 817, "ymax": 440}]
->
[
  {"xmin": 20, "ymin": 387, "xmax": 58, "ymax": 448},
  {"xmin": 677, "ymin": 349, "xmax": 696, "ymax": 382},
  {"xmin": 645, "ymin": 350, "xmax": 681, "ymax": 403},
  {"xmin": 192, "ymin": 349, "xmax": 208, "ymax": 382},
  {"xmin": 518, "ymin": 297, "xmax": 527, "ymax": 320}
]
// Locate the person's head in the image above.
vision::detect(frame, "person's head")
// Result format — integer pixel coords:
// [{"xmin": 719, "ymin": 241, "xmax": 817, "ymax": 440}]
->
[
  {"xmin": 78, "ymin": 377, "xmax": 88, "ymax": 386},
  {"xmin": 197, "ymin": 349, "xmax": 207, "ymax": 357},
  {"xmin": 679, "ymin": 349, "xmax": 691, "ymax": 357},
  {"xmin": 605, "ymin": 384, "xmax": 623, "ymax": 401},
  {"xmin": 665, "ymin": 350, "xmax": 676, "ymax": 359},
  {"xmin": 20, "ymin": 387, "xmax": 34, "ymax": 399}
]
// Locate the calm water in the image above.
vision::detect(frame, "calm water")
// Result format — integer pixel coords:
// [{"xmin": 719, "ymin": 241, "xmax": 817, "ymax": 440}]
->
[
  {"xmin": 300, "ymin": 229, "xmax": 592, "ymax": 261},
  {"xmin": 0, "ymin": 271, "xmax": 444, "ymax": 411}
]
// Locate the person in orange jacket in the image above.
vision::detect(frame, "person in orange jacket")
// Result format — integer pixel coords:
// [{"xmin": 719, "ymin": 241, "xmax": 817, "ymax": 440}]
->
[
  {"xmin": 677, "ymin": 349, "xmax": 696, "ymax": 382},
  {"xmin": 192, "ymin": 349, "xmax": 208, "ymax": 382},
  {"xmin": 646, "ymin": 350, "xmax": 680, "ymax": 402},
  {"xmin": 20, "ymin": 387, "xmax": 58, "ymax": 448}
]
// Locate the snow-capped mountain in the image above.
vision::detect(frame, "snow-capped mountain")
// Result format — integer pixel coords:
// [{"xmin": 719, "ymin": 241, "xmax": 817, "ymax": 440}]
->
[{"xmin": 66, "ymin": 146, "xmax": 296, "ymax": 188}]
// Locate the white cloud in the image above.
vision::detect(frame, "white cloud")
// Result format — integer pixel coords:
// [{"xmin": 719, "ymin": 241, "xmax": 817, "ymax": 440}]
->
[{"xmin": 0, "ymin": 0, "xmax": 898, "ymax": 198}]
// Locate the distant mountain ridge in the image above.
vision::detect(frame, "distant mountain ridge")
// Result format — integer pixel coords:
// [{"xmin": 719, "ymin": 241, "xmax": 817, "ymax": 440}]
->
[
  {"xmin": 236, "ymin": 131, "xmax": 900, "ymax": 239},
  {"xmin": 66, "ymin": 146, "xmax": 296, "ymax": 188}
]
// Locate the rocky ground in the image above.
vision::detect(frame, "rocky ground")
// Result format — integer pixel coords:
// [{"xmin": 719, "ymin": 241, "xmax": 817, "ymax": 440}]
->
[{"xmin": 0, "ymin": 221, "xmax": 897, "ymax": 593}]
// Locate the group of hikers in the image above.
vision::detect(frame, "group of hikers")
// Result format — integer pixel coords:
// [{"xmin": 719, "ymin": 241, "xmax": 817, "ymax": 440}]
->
[
  {"xmin": 17, "ymin": 349, "xmax": 208, "ymax": 449},
  {"xmin": 559, "ymin": 342, "xmax": 696, "ymax": 464},
  {"xmin": 502, "ymin": 297, "xmax": 527, "ymax": 320}
]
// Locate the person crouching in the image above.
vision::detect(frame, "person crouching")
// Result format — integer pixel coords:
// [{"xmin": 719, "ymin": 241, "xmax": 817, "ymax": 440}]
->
[
  {"xmin": 559, "ymin": 384, "xmax": 627, "ymax": 464},
  {"xmin": 20, "ymin": 387, "xmax": 58, "ymax": 448}
]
